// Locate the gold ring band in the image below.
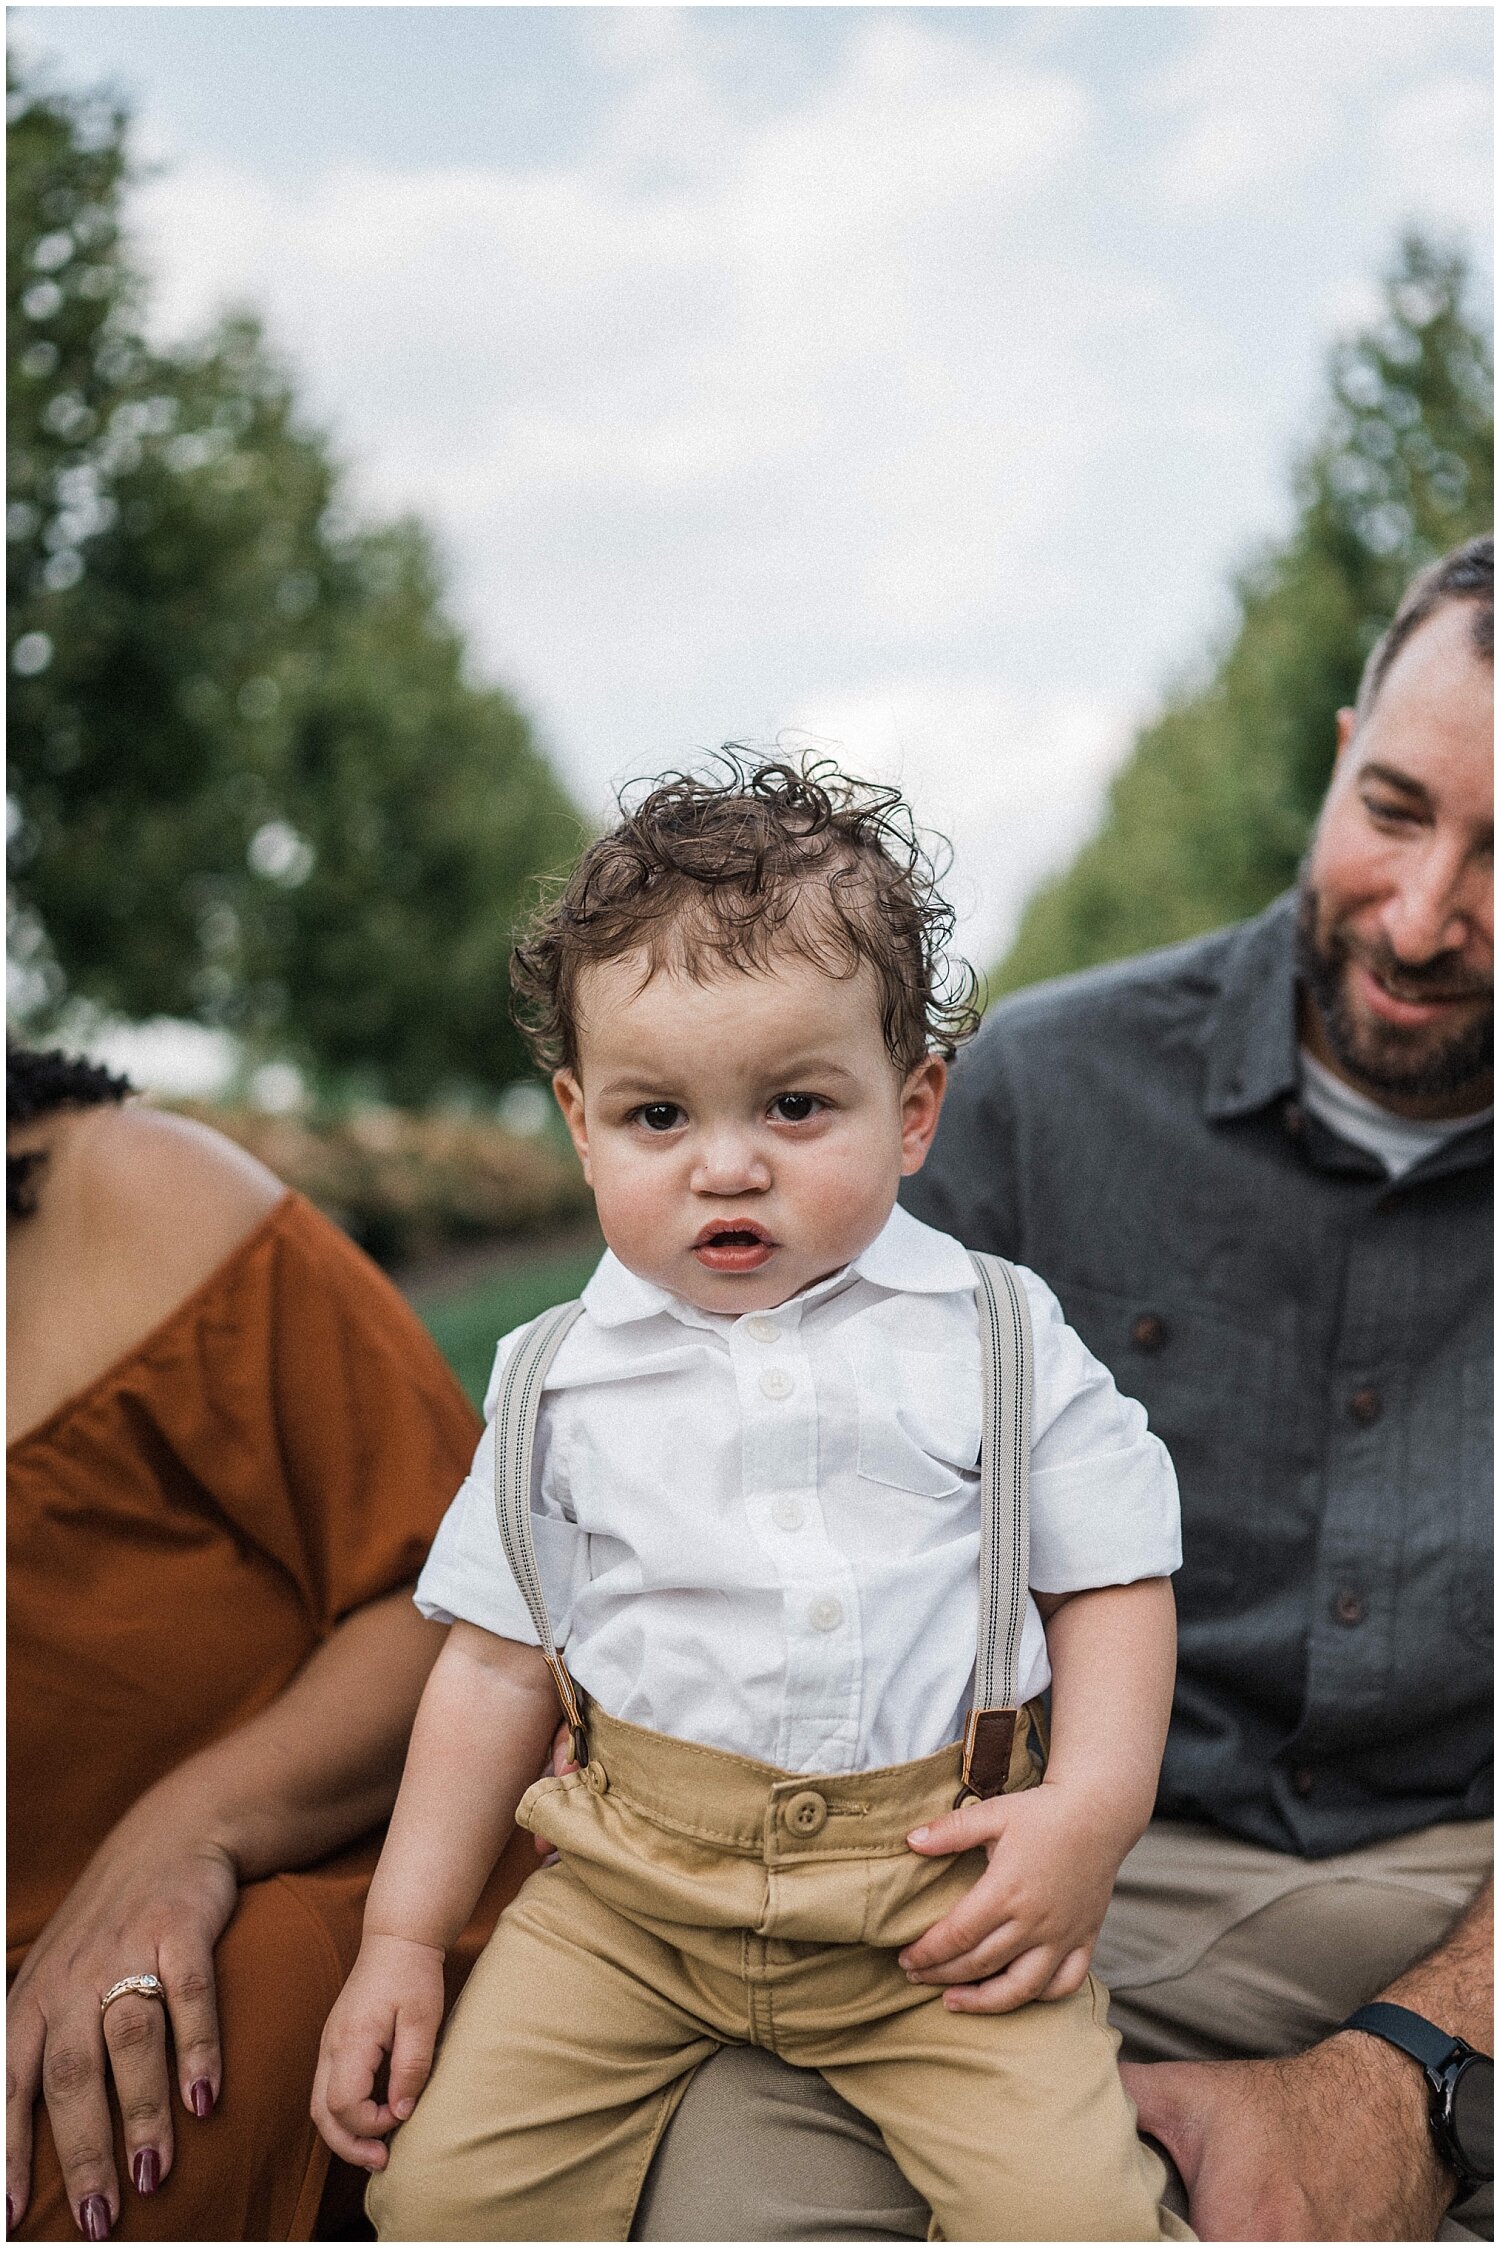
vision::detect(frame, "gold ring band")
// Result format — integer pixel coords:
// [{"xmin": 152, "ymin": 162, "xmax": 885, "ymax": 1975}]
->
[{"xmin": 100, "ymin": 1974, "xmax": 166, "ymax": 2017}]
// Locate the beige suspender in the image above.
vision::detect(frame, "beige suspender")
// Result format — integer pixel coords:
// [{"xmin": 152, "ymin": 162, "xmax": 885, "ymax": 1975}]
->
[{"xmin": 492, "ymin": 1252, "xmax": 1032, "ymax": 1798}]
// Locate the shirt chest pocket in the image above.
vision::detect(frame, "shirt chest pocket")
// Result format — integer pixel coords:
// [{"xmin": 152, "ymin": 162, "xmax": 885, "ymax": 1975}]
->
[{"xmin": 853, "ymin": 1329, "xmax": 982, "ymax": 1499}]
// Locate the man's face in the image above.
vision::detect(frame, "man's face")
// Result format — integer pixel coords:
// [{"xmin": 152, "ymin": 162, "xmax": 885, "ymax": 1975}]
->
[{"xmin": 1298, "ymin": 599, "xmax": 1493, "ymax": 1118}]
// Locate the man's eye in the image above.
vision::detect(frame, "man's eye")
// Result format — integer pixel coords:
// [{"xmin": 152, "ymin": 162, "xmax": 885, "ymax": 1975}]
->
[
  {"xmin": 635, "ymin": 1103, "xmax": 683, "ymax": 1133},
  {"xmin": 771, "ymin": 1092, "xmax": 821, "ymax": 1123}
]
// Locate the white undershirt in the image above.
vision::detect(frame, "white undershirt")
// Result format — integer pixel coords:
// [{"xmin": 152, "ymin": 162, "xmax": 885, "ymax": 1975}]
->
[
  {"xmin": 415, "ymin": 1205, "xmax": 1181, "ymax": 1776},
  {"xmin": 1298, "ymin": 1050, "xmax": 1491, "ymax": 1179}
]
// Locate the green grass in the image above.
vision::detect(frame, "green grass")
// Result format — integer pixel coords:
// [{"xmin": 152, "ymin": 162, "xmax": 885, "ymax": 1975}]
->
[{"xmin": 417, "ymin": 1239, "xmax": 605, "ymax": 1409}]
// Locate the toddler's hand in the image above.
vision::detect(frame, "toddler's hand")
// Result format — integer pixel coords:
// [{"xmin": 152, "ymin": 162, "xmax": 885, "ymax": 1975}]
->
[
  {"xmin": 310, "ymin": 1931, "xmax": 446, "ymax": 2169},
  {"xmin": 900, "ymin": 1784, "xmax": 1121, "ymax": 2014},
  {"xmin": 533, "ymin": 1720, "xmax": 579, "ymax": 1860}
]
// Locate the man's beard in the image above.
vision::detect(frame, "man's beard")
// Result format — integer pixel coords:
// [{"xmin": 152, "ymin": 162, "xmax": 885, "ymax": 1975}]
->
[{"xmin": 1295, "ymin": 879, "xmax": 1493, "ymax": 1103}]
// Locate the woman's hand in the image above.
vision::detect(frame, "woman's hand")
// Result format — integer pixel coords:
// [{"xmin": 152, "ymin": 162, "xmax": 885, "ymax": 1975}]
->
[
  {"xmin": 310, "ymin": 1931, "xmax": 446, "ymax": 2171},
  {"xmin": 6, "ymin": 1809, "xmax": 239, "ymax": 2239}
]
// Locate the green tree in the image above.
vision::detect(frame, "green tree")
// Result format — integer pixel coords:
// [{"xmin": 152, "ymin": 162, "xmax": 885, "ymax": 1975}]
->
[
  {"xmin": 994, "ymin": 235, "xmax": 1493, "ymax": 996},
  {"xmin": 7, "ymin": 60, "xmax": 583, "ymax": 1100}
]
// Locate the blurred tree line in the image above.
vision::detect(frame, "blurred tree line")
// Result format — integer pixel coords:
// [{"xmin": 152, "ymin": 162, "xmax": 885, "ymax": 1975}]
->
[
  {"xmin": 7, "ymin": 58, "xmax": 583, "ymax": 1105},
  {"xmin": 995, "ymin": 235, "xmax": 1493, "ymax": 994}
]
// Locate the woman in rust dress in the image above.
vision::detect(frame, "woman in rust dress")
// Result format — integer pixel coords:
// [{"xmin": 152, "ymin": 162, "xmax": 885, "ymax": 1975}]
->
[{"xmin": 7, "ymin": 1049, "xmax": 528, "ymax": 2241}]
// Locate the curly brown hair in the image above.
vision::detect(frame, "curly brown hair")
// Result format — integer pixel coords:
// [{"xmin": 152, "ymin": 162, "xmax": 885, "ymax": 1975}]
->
[{"xmin": 510, "ymin": 753, "xmax": 981, "ymax": 1078}]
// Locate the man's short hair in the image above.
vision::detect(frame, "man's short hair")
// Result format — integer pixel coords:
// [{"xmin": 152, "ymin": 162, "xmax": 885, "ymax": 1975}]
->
[
  {"xmin": 510, "ymin": 753, "xmax": 980, "ymax": 1077},
  {"xmin": 1356, "ymin": 533, "xmax": 1494, "ymax": 720}
]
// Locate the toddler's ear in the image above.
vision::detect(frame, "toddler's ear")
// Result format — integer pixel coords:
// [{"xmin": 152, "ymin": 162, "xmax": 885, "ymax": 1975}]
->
[
  {"xmin": 552, "ymin": 1069, "xmax": 593, "ymax": 1185},
  {"xmin": 899, "ymin": 1054, "xmax": 947, "ymax": 1175}
]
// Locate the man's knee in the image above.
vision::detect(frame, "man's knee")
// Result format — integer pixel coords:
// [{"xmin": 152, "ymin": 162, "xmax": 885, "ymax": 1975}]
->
[{"xmin": 634, "ymin": 2047, "xmax": 928, "ymax": 2243}]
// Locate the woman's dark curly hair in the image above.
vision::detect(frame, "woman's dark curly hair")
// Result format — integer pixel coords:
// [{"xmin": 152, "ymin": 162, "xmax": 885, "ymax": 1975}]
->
[
  {"xmin": 510, "ymin": 752, "xmax": 981, "ymax": 1077},
  {"xmin": 7, "ymin": 1044, "xmax": 133, "ymax": 1217}
]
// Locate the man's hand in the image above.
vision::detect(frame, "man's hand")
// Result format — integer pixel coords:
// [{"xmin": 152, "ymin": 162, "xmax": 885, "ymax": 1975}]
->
[
  {"xmin": 1121, "ymin": 2040, "xmax": 1454, "ymax": 2242},
  {"xmin": 899, "ymin": 1783, "xmax": 1120, "ymax": 2012}
]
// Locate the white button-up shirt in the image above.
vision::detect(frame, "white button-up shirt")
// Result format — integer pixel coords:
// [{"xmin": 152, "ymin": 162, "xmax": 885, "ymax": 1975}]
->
[{"xmin": 415, "ymin": 1205, "xmax": 1180, "ymax": 1775}]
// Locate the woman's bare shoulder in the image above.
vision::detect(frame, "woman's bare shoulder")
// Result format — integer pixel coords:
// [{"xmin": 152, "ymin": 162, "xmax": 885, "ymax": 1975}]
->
[
  {"xmin": 7, "ymin": 1105, "xmax": 289, "ymax": 1444},
  {"xmin": 70, "ymin": 1102, "xmax": 287, "ymax": 1264}
]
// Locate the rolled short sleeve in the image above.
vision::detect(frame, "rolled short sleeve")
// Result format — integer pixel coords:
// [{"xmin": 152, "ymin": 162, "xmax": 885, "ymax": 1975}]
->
[
  {"xmin": 414, "ymin": 1324, "xmax": 589, "ymax": 1645},
  {"xmin": 1017, "ymin": 1265, "xmax": 1182, "ymax": 1593}
]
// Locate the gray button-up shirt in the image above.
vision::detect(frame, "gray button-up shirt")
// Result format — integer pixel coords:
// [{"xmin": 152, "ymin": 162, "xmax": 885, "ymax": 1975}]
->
[{"xmin": 903, "ymin": 892, "xmax": 1492, "ymax": 1857}]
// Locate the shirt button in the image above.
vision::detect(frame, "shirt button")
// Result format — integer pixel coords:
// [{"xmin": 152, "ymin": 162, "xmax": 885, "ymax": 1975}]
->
[
  {"xmin": 783, "ymin": 1789, "xmax": 828, "ymax": 1836},
  {"xmin": 759, "ymin": 1367, "xmax": 794, "ymax": 1400},
  {"xmin": 1332, "ymin": 1588, "xmax": 1366, "ymax": 1627},
  {"xmin": 1292, "ymin": 1766, "xmax": 1315, "ymax": 1797},
  {"xmin": 771, "ymin": 1496, "xmax": 804, "ymax": 1531},
  {"xmin": 809, "ymin": 1596, "xmax": 843, "ymax": 1632},
  {"xmin": 1131, "ymin": 1312, "xmax": 1168, "ymax": 1353},
  {"xmin": 746, "ymin": 1315, "xmax": 780, "ymax": 1343},
  {"xmin": 1348, "ymin": 1385, "xmax": 1382, "ymax": 1425}
]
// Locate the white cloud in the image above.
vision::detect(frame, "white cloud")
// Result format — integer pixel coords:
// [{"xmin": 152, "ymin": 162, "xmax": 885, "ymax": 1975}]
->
[
  {"xmin": 110, "ymin": 7, "xmax": 1490, "ymax": 981},
  {"xmin": 1146, "ymin": 9, "xmax": 1490, "ymax": 223}
]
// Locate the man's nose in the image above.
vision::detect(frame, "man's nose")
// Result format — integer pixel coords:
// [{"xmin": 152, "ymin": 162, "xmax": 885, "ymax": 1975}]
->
[
  {"xmin": 1378, "ymin": 843, "xmax": 1476, "ymax": 963},
  {"xmin": 690, "ymin": 1128, "xmax": 771, "ymax": 1194}
]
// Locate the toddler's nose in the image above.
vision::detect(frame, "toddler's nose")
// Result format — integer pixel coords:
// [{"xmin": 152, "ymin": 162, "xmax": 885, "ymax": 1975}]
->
[{"xmin": 690, "ymin": 1129, "xmax": 772, "ymax": 1195}]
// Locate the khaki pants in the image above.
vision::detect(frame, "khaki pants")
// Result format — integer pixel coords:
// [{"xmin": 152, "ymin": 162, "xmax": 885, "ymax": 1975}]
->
[
  {"xmin": 633, "ymin": 1815, "xmax": 1493, "ymax": 2243},
  {"xmin": 368, "ymin": 1703, "xmax": 1191, "ymax": 2243}
]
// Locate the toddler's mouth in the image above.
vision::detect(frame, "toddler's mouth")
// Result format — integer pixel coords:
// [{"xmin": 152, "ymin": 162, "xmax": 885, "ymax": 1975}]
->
[{"xmin": 692, "ymin": 1222, "xmax": 775, "ymax": 1273}]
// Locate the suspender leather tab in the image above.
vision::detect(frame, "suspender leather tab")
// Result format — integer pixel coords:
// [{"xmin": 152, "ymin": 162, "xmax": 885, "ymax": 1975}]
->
[{"xmin": 959, "ymin": 1707, "xmax": 1018, "ymax": 1802}]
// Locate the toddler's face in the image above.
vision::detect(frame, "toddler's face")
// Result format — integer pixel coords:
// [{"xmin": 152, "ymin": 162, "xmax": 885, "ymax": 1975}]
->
[{"xmin": 553, "ymin": 946, "xmax": 946, "ymax": 1313}]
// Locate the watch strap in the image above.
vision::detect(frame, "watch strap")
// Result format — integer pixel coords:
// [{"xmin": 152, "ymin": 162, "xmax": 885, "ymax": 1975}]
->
[{"xmin": 1342, "ymin": 2002, "xmax": 1467, "ymax": 2076}]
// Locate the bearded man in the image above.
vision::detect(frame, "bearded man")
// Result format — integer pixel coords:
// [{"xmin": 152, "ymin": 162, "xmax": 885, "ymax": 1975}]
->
[{"xmin": 635, "ymin": 536, "xmax": 1493, "ymax": 2244}]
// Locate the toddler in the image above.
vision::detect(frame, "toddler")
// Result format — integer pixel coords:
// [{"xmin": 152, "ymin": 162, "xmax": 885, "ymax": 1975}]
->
[{"xmin": 313, "ymin": 759, "xmax": 1191, "ymax": 2241}]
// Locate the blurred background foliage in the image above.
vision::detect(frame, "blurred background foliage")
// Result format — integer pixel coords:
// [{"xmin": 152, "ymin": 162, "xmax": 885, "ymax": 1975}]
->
[
  {"xmin": 8, "ymin": 59, "xmax": 584, "ymax": 1107},
  {"xmin": 993, "ymin": 234, "xmax": 1493, "ymax": 994},
  {"xmin": 5, "ymin": 53, "xmax": 1491, "ymax": 1310}
]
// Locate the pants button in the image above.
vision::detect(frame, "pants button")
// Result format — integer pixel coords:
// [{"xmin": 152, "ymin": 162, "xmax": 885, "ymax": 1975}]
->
[
  {"xmin": 783, "ymin": 1789, "xmax": 828, "ymax": 1836},
  {"xmin": 583, "ymin": 1760, "xmax": 609, "ymax": 1794}
]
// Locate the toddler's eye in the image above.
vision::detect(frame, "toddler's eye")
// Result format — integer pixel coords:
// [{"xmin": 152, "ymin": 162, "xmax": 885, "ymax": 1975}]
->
[
  {"xmin": 635, "ymin": 1103, "xmax": 683, "ymax": 1133},
  {"xmin": 771, "ymin": 1092, "xmax": 821, "ymax": 1123}
]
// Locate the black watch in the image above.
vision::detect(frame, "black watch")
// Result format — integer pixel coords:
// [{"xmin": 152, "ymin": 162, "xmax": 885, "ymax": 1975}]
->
[{"xmin": 1341, "ymin": 2002, "xmax": 1494, "ymax": 2196}]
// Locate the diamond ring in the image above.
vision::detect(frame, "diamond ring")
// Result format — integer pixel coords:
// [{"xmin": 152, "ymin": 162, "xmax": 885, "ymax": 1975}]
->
[{"xmin": 100, "ymin": 1974, "xmax": 166, "ymax": 2018}]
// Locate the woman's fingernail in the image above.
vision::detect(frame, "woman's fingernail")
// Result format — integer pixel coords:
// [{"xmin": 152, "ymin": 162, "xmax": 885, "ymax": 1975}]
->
[
  {"xmin": 132, "ymin": 2149, "xmax": 160, "ymax": 2195},
  {"xmin": 908, "ymin": 1825, "xmax": 930, "ymax": 1845},
  {"xmin": 78, "ymin": 2195, "xmax": 111, "ymax": 2241},
  {"xmin": 189, "ymin": 2077, "xmax": 215, "ymax": 2119}
]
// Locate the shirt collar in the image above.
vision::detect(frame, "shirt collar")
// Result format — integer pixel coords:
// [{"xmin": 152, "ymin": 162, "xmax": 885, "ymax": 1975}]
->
[
  {"xmin": 1201, "ymin": 890, "xmax": 1301, "ymax": 1122},
  {"xmin": 579, "ymin": 1201, "xmax": 975, "ymax": 1331}
]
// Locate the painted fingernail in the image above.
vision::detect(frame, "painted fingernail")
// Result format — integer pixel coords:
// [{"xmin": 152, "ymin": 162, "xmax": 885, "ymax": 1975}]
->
[
  {"xmin": 132, "ymin": 2149, "xmax": 160, "ymax": 2195},
  {"xmin": 78, "ymin": 2195, "xmax": 111, "ymax": 2241},
  {"xmin": 189, "ymin": 2077, "xmax": 215, "ymax": 2119}
]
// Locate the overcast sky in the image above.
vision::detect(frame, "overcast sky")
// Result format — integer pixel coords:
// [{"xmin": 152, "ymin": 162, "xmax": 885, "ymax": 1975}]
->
[{"xmin": 12, "ymin": 4, "xmax": 1494, "ymax": 972}]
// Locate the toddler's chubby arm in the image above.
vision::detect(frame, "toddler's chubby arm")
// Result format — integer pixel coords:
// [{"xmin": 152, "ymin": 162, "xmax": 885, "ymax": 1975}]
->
[
  {"xmin": 900, "ymin": 1576, "xmax": 1175, "ymax": 2014},
  {"xmin": 311, "ymin": 1622, "xmax": 561, "ymax": 2169}
]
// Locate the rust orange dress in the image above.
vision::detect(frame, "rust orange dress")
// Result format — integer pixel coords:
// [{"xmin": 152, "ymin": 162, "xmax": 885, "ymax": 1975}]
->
[{"xmin": 8, "ymin": 1191, "xmax": 532, "ymax": 2240}]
